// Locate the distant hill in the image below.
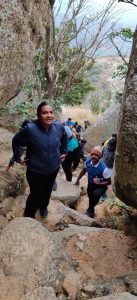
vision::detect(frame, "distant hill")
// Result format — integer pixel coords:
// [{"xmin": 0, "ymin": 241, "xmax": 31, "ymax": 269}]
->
[
  {"xmin": 86, "ymin": 56, "xmax": 126, "ymax": 92},
  {"xmin": 84, "ymin": 55, "xmax": 127, "ymax": 112}
]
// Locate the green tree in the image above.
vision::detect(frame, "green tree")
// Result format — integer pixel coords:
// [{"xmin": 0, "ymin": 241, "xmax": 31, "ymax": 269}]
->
[{"xmin": 24, "ymin": 45, "xmax": 95, "ymax": 110}]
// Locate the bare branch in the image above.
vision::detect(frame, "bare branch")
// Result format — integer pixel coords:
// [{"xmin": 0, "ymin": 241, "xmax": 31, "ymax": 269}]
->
[
  {"xmin": 110, "ymin": 36, "xmax": 128, "ymax": 64},
  {"xmin": 118, "ymin": 0, "xmax": 137, "ymax": 7}
]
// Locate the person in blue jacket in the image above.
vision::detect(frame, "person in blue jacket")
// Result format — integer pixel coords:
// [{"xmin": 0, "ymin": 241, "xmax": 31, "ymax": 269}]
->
[
  {"xmin": 75, "ymin": 146, "xmax": 111, "ymax": 218},
  {"xmin": 12, "ymin": 102, "xmax": 68, "ymax": 219}
]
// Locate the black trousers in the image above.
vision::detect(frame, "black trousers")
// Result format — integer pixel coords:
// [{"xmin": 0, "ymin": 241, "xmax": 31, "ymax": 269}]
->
[
  {"xmin": 24, "ymin": 168, "xmax": 59, "ymax": 218},
  {"xmin": 87, "ymin": 183, "xmax": 107, "ymax": 214},
  {"xmin": 62, "ymin": 148, "xmax": 80, "ymax": 181}
]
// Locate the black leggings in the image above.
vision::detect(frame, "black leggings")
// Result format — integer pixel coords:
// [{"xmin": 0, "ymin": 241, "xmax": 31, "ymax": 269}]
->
[
  {"xmin": 87, "ymin": 183, "xmax": 107, "ymax": 214},
  {"xmin": 62, "ymin": 148, "xmax": 80, "ymax": 181},
  {"xmin": 24, "ymin": 168, "xmax": 59, "ymax": 218}
]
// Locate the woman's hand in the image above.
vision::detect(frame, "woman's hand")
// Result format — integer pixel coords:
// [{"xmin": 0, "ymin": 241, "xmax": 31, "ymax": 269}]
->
[
  {"xmin": 19, "ymin": 159, "xmax": 28, "ymax": 166},
  {"xmin": 60, "ymin": 154, "xmax": 66, "ymax": 162}
]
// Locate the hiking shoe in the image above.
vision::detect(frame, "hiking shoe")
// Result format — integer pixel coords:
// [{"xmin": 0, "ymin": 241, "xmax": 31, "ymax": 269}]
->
[
  {"xmin": 52, "ymin": 180, "xmax": 57, "ymax": 191},
  {"xmin": 40, "ymin": 209, "xmax": 48, "ymax": 218},
  {"xmin": 100, "ymin": 193, "xmax": 106, "ymax": 202},
  {"xmin": 86, "ymin": 209, "xmax": 94, "ymax": 218}
]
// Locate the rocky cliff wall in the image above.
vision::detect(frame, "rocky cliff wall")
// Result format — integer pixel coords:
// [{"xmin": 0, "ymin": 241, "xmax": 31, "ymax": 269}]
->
[
  {"xmin": 83, "ymin": 102, "xmax": 120, "ymax": 150},
  {"xmin": 0, "ymin": 0, "xmax": 50, "ymax": 106},
  {"xmin": 114, "ymin": 27, "xmax": 137, "ymax": 208}
]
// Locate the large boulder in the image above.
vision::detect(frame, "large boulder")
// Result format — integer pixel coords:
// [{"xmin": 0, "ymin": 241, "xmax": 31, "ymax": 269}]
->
[
  {"xmin": 0, "ymin": 218, "xmax": 65, "ymax": 300},
  {"xmin": 0, "ymin": 128, "xmax": 26, "ymax": 202},
  {"xmin": 0, "ymin": 0, "xmax": 50, "ymax": 105},
  {"xmin": 91, "ymin": 293, "xmax": 137, "ymax": 300},
  {"xmin": 84, "ymin": 102, "xmax": 120, "ymax": 150},
  {"xmin": 114, "ymin": 28, "xmax": 137, "ymax": 208},
  {"xmin": 0, "ymin": 128, "xmax": 13, "ymax": 166},
  {"xmin": 0, "ymin": 219, "xmax": 137, "ymax": 299},
  {"xmin": 0, "ymin": 168, "xmax": 25, "ymax": 202},
  {"xmin": 51, "ymin": 179, "xmax": 81, "ymax": 207}
]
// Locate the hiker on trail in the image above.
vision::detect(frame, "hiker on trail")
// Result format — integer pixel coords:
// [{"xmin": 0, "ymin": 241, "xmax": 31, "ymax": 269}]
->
[
  {"xmin": 75, "ymin": 146, "xmax": 111, "ymax": 218},
  {"xmin": 65, "ymin": 117, "xmax": 74, "ymax": 129},
  {"xmin": 6, "ymin": 119, "xmax": 31, "ymax": 171},
  {"xmin": 79, "ymin": 139, "xmax": 87, "ymax": 162},
  {"xmin": 102, "ymin": 138, "xmax": 117, "ymax": 177},
  {"xmin": 76, "ymin": 133, "xmax": 82, "ymax": 142},
  {"xmin": 102, "ymin": 133, "xmax": 117, "ymax": 149},
  {"xmin": 73, "ymin": 122, "xmax": 84, "ymax": 134},
  {"xmin": 12, "ymin": 102, "xmax": 68, "ymax": 219},
  {"xmin": 76, "ymin": 134, "xmax": 87, "ymax": 162},
  {"xmin": 84, "ymin": 120, "xmax": 90, "ymax": 131},
  {"xmin": 62, "ymin": 127, "xmax": 81, "ymax": 182}
]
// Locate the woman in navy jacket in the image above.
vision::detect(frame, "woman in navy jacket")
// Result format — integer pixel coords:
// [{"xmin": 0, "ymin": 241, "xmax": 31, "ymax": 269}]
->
[{"xmin": 12, "ymin": 102, "xmax": 68, "ymax": 219}]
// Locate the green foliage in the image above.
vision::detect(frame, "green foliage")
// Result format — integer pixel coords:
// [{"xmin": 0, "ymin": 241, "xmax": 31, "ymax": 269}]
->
[
  {"xmin": 112, "ymin": 63, "xmax": 128, "ymax": 78},
  {"xmin": 110, "ymin": 28, "xmax": 133, "ymax": 40},
  {"xmin": 114, "ymin": 91, "xmax": 123, "ymax": 103},
  {"xmin": 18, "ymin": 169, "xmax": 26, "ymax": 182},
  {"xmin": 110, "ymin": 27, "xmax": 133, "ymax": 79},
  {"xmin": 4, "ymin": 101, "xmax": 35, "ymax": 116},
  {"xmin": 23, "ymin": 77, "xmax": 37, "ymax": 97},
  {"xmin": 43, "ymin": 97, "xmax": 64, "ymax": 113},
  {"xmin": 58, "ymin": 20, "xmax": 77, "ymax": 44},
  {"xmin": 89, "ymin": 89, "xmax": 112, "ymax": 114},
  {"xmin": 90, "ymin": 100, "xmax": 100, "ymax": 114},
  {"xmin": 105, "ymin": 194, "xmax": 132, "ymax": 216},
  {"xmin": 63, "ymin": 77, "xmax": 95, "ymax": 106},
  {"xmin": 2, "ymin": 101, "xmax": 36, "ymax": 129},
  {"xmin": 0, "ymin": 108, "xmax": 5, "ymax": 117},
  {"xmin": 23, "ymin": 45, "xmax": 95, "ymax": 110}
]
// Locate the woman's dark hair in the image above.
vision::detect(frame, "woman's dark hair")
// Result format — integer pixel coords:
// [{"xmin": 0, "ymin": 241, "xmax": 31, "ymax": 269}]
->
[{"xmin": 37, "ymin": 101, "xmax": 51, "ymax": 117}]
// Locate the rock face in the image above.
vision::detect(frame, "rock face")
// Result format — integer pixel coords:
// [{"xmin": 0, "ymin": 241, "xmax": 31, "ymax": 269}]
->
[
  {"xmin": 114, "ymin": 28, "xmax": 137, "ymax": 208},
  {"xmin": 0, "ymin": 0, "xmax": 50, "ymax": 106},
  {"xmin": 84, "ymin": 102, "xmax": 120, "ymax": 150}
]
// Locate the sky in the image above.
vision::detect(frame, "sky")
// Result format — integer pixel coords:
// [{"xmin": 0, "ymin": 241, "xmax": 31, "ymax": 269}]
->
[{"xmin": 56, "ymin": 0, "xmax": 137, "ymax": 29}]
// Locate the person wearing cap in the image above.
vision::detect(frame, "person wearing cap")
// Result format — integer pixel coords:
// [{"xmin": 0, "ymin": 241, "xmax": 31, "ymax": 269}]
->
[{"xmin": 75, "ymin": 146, "xmax": 111, "ymax": 218}]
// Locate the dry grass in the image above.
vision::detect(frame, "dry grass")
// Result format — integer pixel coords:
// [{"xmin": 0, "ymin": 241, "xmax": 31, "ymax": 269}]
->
[{"xmin": 61, "ymin": 105, "xmax": 97, "ymax": 125}]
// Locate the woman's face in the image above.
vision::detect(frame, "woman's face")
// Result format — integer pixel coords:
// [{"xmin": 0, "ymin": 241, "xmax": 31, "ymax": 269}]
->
[{"xmin": 39, "ymin": 105, "xmax": 54, "ymax": 127}]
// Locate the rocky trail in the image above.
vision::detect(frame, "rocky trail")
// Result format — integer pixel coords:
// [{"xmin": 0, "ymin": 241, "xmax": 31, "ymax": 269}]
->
[{"xmin": 0, "ymin": 127, "xmax": 137, "ymax": 300}]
